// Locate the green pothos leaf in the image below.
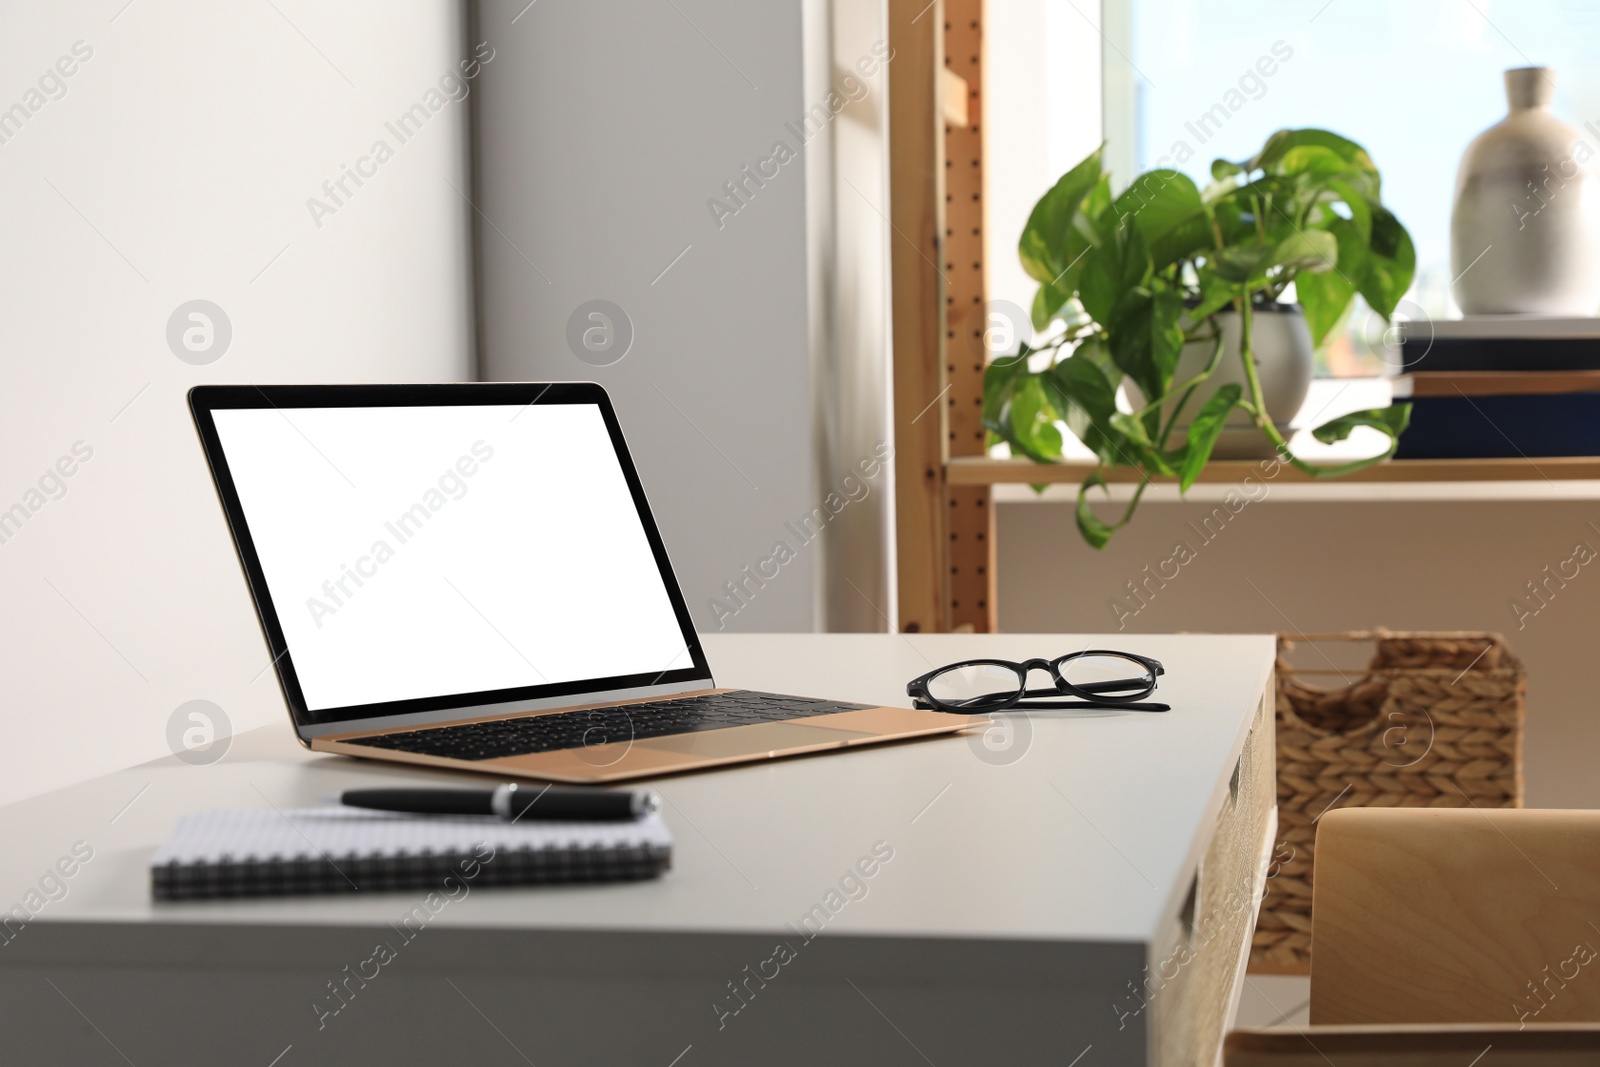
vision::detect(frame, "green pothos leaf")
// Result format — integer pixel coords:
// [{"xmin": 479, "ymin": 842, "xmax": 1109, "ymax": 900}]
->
[
  {"xmin": 1075, "ymin": 471, "xmax": 1116, "ymax": 549},
  {"xmin": 1041, "ymin": 357, "xmax": 1110, "ymax": 461},
  {"xmin": 1019, "ymin": 146, "xmax": 1105, "ymax": 284},
  {"xmin": 1310, "ymin": 403, "xmax": 1411, "ymax": 446},
  {"xmin": 982, "ymin": 341, "xmax": 1033, "ymax": 427},
  {"xmin": 1178, "ymin": 383, "xmax": 1242, "ymax": 492},
  {"xmin": 1005, "ymin": 375, "xmax": 1064, "ymax": 462}
]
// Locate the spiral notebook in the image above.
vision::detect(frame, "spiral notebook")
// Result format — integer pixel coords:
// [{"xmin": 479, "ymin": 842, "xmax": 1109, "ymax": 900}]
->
[{"xmin": 151, "ymin": 807, "xmax": 673, "ymax": 900}]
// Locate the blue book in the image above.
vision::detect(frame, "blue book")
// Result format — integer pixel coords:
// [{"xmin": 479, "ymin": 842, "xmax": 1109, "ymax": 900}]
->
[
  {"xmin": 1399, "ymin": 317, "xmax": 1600, "ymax": 373},
  {"xmin": 1394, "ymin": 392, "xmax": 1600, "ymax": 459}
]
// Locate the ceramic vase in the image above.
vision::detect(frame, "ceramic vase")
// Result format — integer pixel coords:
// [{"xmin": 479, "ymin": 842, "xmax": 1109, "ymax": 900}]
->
[{"xmin": 1451, "ymin": 67, "xmax": 1600, "ymax": 315}]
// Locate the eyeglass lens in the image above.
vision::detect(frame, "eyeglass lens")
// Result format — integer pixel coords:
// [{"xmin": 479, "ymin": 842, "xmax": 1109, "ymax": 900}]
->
[
  {"xmin": 1059, "ymin": 654, "xmax": 1155, "ymax": 698},
  {"xmin": 925, "ymin": 662, "xmax": 1023, "ymax": 709}
]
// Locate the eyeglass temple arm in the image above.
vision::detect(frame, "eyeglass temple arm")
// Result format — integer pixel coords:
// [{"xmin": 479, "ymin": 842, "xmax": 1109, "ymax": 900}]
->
[
  {"xmin": 916, "ymin": 680, "xmax": 1154, "ymax": 704},
  {"xmin": 914, "ymin": 697, "xmax": 1170, "ymax": 713},
  {"xmin": 1009, "ymin": 699, "xmax": 1169, "ymax": 711}
]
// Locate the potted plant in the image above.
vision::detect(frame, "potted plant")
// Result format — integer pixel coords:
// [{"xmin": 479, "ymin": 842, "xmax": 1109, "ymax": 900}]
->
[{"xmin": 984, "ymin": 129, "xmax": 1415, "ymax": 547}]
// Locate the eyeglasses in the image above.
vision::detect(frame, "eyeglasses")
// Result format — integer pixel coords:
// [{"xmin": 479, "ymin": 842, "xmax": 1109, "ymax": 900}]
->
[{"xmin": 907, "ymin": 650, "xmax": 1169, "ymax": 713}]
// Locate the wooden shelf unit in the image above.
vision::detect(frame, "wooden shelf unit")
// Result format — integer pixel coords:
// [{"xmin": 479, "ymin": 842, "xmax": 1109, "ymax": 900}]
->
[
  {"xmin": 885, "ymin": 9, "xmax": 1599, "ymax": 633},
  {"xmin": 947, "ymin": 455, "xmax": 1600, "ymax": 486},
  {"xmin": 887, "ymin": 0, "xmax": 994, "ymax": 634}
]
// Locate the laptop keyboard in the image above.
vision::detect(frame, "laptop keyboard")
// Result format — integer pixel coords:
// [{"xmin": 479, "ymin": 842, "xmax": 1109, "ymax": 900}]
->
[{"xmin": 342, "ymin": 690, "xmax": 872, "ymax": 762}]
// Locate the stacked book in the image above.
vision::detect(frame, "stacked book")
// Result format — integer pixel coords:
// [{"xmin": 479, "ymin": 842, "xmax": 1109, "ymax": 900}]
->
[{"xmin": 1393, "ymin": 317, "xmax": 1600, "ymax": 458}]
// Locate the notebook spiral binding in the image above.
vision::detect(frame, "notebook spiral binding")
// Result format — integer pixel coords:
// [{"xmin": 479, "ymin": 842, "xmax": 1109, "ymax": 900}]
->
[{"xmin": 152, "ymin": 841, "xmax": 672, "ymax": 901}]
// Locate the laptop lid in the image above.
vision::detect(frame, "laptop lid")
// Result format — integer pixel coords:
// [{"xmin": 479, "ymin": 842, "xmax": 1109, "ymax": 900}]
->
[{"xmin": 190, "ymin": 383, "xmax": 712, "ymax": 738}]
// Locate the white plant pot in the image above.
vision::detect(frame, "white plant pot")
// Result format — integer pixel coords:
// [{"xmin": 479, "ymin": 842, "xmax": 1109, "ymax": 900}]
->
[
  {"xmin": 1451, "ymin": 67, "xmax": 1600, "ymax": 315},
  {"xmin": 1166, "ymin": 305, "xmax": 1313, "ymax": 460}
]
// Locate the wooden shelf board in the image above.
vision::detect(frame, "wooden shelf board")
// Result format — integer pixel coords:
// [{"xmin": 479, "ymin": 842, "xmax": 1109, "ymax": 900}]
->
[{"xmin": 946, "ymin": 455, "xmax": 1600, "ymax": 486}]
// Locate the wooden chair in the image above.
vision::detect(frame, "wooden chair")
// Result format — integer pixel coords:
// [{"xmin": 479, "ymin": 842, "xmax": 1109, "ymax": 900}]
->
[
  {"xmin": 1225, "ymin": 808, "xmax": 1600, "ymax": 1063},
  {"xmin": 1226, "ymin": 1023, "xmax": 1600, "ymax": 1066}
]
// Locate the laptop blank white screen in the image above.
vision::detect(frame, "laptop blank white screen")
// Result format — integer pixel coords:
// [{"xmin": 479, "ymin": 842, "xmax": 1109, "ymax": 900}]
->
[{"xmin": 210, "ymin": 403, "xmax": 693, "ymax": 712}]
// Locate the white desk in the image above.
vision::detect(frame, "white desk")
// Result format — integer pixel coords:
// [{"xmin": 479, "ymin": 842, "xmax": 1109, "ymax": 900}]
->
[{"xmin": 0, "ymin": 633, "xmax": 1275, "ymax": 1066}]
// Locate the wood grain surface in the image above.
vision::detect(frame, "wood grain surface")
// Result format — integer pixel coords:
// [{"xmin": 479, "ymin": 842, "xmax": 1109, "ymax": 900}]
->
[
  {"xmin": 1311, "ymin": 808, "xmax": 1600, "ymax": 1026},
  {"xmin": 1227, "ymin": 1023, "xmax": 1600, "ymax": 1066}
]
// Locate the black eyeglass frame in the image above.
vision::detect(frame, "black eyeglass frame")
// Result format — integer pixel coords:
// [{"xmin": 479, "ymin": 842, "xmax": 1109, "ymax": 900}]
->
[{"xmin": 906, "ymin": 650, "xmax": 1169, "ymax": 713}]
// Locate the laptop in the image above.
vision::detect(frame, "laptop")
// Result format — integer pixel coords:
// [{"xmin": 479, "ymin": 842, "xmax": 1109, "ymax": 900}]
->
[{"xmin": 189, "ymin": 383, "xmax": 982, "ymax": 783}]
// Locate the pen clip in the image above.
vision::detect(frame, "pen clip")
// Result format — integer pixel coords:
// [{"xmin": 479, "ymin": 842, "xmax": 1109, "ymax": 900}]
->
[{"xmin": 491, "ymin": 783, "xmax": 517, "ymax": 818}]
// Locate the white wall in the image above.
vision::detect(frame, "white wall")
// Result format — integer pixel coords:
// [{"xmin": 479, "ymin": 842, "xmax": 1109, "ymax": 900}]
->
[
  {"xmin": 472, "ymin": 0, "xmax": 824, "ymax": 635},
  {"xmin": 998, "ymin": 489, "xmax": 1600, "ymax": 810},
  {"xmin": 0, "ymin": 1, "xmax": 474, "ymax": 806},
  {"xmin": 806, "ymin": 0, "xmax": 896, "ymax": 631},
  {"xmin": 985, "ymin": 0, "xmax": 1103, "ymax": 327}
]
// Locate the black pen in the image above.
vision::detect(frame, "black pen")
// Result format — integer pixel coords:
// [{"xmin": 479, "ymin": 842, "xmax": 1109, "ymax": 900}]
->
[{"xmin": 332, "ymin": 784, "xmax": 658, "ymax": 821}]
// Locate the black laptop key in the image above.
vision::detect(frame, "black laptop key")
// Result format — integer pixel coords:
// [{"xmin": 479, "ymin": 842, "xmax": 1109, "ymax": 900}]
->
[{"xmin": 342, "ymin": 690, "xmax": 872, "ymax": 760}]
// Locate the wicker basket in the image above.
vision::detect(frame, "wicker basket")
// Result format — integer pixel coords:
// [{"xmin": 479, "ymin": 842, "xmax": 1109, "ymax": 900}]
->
[{"xmin": 1250, "ymin": 630, "xmax": 1526, "ymax": 973}]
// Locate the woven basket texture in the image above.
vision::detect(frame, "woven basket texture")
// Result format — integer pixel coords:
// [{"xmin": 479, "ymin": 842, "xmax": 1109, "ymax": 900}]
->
[{"xmin": 1250, "ymin": 630, "xmax": 1525, "ymax": 973}]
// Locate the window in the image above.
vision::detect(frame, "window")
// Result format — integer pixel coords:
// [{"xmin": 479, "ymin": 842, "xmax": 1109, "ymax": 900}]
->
[
  {"xmin": 1106, "ymin": 0, "xmax": 1600, "ymax": 373},
  {"xmin": 983, "ymin": 1, "xmax": 1600, "ymax": 462}
]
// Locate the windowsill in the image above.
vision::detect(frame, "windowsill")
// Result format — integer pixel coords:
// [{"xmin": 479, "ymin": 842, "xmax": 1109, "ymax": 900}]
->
[
  {"xmin": 1046, "ymin": 378, "xmax": 1398, "ymax": 466},
  {"xmin": 970, "ymin": 378, "xmax": 1600, "ymax": 502}
]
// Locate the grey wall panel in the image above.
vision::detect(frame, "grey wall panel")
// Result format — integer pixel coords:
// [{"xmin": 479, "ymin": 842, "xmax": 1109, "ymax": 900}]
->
[{"xmin": 473, "ymin": 0, "xmax": 818, "ymax": 633}]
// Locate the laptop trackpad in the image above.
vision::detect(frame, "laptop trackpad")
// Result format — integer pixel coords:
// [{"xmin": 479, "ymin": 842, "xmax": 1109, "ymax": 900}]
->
[{"xmin": 638, "ymin": 721, "xmax": 873, "ymax": 758}]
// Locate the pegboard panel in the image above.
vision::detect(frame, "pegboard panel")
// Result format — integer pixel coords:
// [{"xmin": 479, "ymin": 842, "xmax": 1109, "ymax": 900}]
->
[{"xmin": 943, "ymin": 0, "xmax": 994, "ymax": 634}]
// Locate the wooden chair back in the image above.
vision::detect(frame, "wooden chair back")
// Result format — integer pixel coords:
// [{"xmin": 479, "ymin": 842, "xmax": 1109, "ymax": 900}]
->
[
  {"xmin": 1226, "ymin": 1024, "xmax": 1600, "ymax": 1066},
  {"xmin": 1310, "ymin": 807, "xmax": 1600, "ymax": 1025}
]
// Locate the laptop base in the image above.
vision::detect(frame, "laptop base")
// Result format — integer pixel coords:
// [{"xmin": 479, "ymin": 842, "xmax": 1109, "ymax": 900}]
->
[{"xmin": 312, "ymin": 698, "xmax": 986, "ymax": 784}]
